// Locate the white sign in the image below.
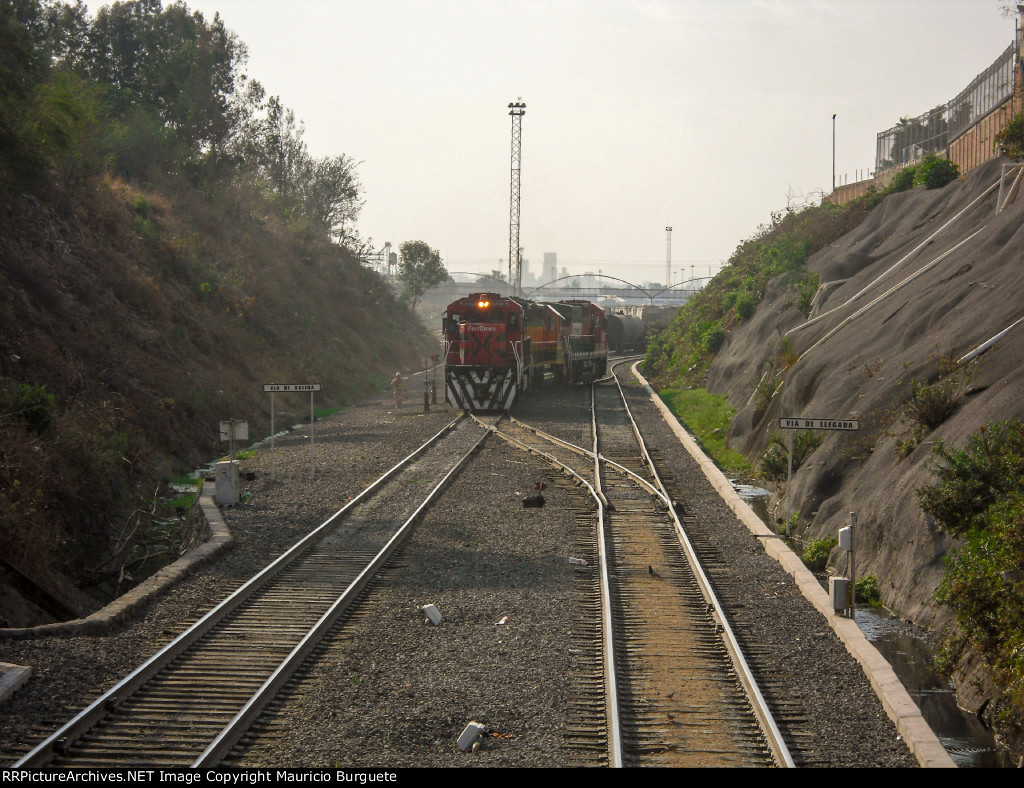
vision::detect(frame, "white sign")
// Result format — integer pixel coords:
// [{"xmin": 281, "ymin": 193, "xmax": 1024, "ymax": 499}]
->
[
  {"xmin": 779, "ymin": 417, "xmax": 859, "ymax": 431},
  {"xmin": 219, "ymin": 420, "xmax": 249, "ymax": 441},
  {"xmin": 263, "ymin": 384, "xmax": 321, "ymax": 392}
]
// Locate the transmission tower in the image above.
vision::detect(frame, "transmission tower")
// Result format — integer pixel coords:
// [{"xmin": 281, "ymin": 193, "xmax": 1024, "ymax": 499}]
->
[
  {"xmin": 508, "ymin": 100, "xmax": 526, "ymax": 296},
  {"xmin": 665, "ymin": 226, "xmax": 673, "ymax": 288}
]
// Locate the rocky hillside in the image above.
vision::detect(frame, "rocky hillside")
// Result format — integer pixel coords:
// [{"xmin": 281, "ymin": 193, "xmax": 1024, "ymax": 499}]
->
[
  {"xmin": 0, "ymin": 176, "xmax": 439, "ymax": 626},
  {"xmin": 668, "ymin": 155, "xmax": 1024, "ymax": 752},
  {"xmin": 707, "ymin": 157, "xmax": 1023, "ymax": 628}
]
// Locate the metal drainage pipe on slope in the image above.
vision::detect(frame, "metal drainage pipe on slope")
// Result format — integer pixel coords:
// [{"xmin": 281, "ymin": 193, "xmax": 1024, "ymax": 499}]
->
[
  {"xmin": 798, "ymin": 229, "xmax": 983, "ymax": 363},
  {"xmin": 787, "ymin": 178, "xmax": 1001, "ymax": 340}
]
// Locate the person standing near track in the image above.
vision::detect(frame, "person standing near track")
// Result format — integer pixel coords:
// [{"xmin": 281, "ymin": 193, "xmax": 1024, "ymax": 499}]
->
[{"xmin": 392, "ymin": 372, "xmax": 404, "ymax": 408}]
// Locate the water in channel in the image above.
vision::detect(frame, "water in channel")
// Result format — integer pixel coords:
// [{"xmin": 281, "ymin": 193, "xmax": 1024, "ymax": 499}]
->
[{"xmin": 854, "ymin": 606, "xmax": 1005, "ymax": 768}]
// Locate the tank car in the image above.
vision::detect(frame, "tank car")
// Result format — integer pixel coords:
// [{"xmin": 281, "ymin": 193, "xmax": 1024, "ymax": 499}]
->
[{"xmin": 606, "ymin": 312, "xmax": 647, "ymax": 353}]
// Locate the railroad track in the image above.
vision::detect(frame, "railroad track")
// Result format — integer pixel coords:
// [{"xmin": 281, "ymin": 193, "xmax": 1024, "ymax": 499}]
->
[
  {"xmin": 13, "ymin": 414, "xmax": 498, "ymax": 768},
  {"xmin": 498, "ymin": 362, "xmax": 793, "ymax": 767}
]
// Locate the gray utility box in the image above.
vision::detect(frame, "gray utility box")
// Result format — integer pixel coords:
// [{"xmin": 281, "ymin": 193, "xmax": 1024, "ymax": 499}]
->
[
  {"xmin": 215, "ymin": 460, "xmax": 240, "ymax": 506},
  {"xmin": 830, "ymin": 576, "xmax": 850, "ymax": 612}
]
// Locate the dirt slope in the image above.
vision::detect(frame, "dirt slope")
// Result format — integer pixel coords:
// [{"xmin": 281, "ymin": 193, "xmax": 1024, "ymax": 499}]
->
[
  {"xmin": 707, "ymin": 157, "xmax": 1024, "ymax": 631},
  {"xmin": 0, "ymin": 178, "xmax": 439, "ymax": 626}
]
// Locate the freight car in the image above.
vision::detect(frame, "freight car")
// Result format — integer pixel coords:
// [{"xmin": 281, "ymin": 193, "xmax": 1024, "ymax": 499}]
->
[
  {"xmin": 606, "ymin": 313, "xmax": 647, "ymax": 353},
  {"xmin": 443, "ymin": 293, "xmax": 608, "ymax": 410},
  {"xmin": 605, "ymin": 305, "xmax": 679, "ymax": 353}
]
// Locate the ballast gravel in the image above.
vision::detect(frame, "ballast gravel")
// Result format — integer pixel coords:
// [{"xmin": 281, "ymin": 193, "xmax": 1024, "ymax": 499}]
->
[
  {"xmin": 1, "ymin": 374, "xmax": 921, "ymax": 768},
  {"xmin": 515, "ymin": 369, "xmax": 919, "ymax": 768}
]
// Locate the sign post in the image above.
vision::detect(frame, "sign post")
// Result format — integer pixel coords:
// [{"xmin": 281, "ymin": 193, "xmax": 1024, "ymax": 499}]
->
[
  {"xmin": 264, "ymin": 384, "xmax": 321, "ymax": 481},
  {"xmin": 423, "ymin": 357, "xmax": 430, "ymax": 413},
  {"xmin": 218, "ymin": 419, "xmax": 248, "ymax": 462},
  {"xmin": 778, "ymin": 417, "xmax": 859, "ymax": 534}
]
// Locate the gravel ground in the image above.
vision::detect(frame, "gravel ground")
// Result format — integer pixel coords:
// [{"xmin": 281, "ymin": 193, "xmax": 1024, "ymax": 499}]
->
[
  {"xmin": 232, "ymin": 436, "xmax": 580, "ymax": 768},
  {"xmin": 614, "ymin": 364, "xmax": 917, "ymax": 767},
  {"xmin": 514, "ymin": 368, "xmax": 919, "ymax": 767},
  {"xmin": 0, "ymin": 390, "xmax": 463, "ymax": 765},
  {"xmin": 2, "ymin": 371, "xmax": 921, "ymax": 768}
]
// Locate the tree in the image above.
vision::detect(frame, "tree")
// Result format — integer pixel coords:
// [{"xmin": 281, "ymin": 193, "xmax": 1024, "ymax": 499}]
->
[
  {"xmin": 398, "ymin": 241, "xmax": 449, "ymax": 309},
  {"xmin": 0, "ymin": 0, "xmax": 47, "ymax": 188},
  {"xmin": 297, "ymin": 153, "xmax": 362, "ymax": 245},
  {"xmin": 81, "ymin": 0, "xmax": 247, "ymax": 169}
]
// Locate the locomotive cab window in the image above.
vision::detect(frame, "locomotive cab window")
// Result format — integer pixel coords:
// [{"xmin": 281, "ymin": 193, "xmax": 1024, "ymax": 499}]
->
[
  {"xmin": 449, "ymin": 314, "xmax": 460, "ymax": 330},
  {"xmin": 508, "ymin": 313, "xmax": 520, "ymax": 332}
]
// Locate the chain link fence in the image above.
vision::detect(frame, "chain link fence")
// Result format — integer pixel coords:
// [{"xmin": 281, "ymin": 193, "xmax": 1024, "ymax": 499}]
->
[{"xmin": 876, "ymin": 42, "xmax": 1017, "ymax": 172}]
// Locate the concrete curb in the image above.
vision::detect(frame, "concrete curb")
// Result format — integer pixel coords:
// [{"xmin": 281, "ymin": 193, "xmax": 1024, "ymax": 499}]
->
[
  {"xmin": 0, "ymin": 661, "xmax": 32, "ymax": 702},
  {"xmin": 632, "ymin": 363, "xmax": 956, "ymax": 768},
  {"xmin": 0, "ymin": 481, "xmax": 232, "ymax": 641}
]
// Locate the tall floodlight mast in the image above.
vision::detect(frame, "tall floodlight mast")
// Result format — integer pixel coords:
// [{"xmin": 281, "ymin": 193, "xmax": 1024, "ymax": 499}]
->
[
  {"xmin": 508, "ymin": 100, "xmax": 526, "ymax": 296},
  {"xmin": 665, "ymin": 226, "xmax": 673, "ymax": 290}
]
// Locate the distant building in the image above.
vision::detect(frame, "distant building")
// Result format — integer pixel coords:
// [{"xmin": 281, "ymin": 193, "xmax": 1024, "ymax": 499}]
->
[{"xmin": 544, "ymin": 252, "xmax": 557, "ymax": 283}]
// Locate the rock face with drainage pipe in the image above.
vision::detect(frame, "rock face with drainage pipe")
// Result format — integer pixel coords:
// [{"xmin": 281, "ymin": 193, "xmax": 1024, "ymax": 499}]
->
[{"xmin": 667, "ymin": 156, "xmax": 1024, "ymax": 764}]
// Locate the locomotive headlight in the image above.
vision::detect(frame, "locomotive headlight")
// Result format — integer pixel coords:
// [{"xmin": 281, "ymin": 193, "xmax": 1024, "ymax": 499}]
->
[{"xmin": 477, "ymin": 300, "xmax": 490, "ymax": 308}]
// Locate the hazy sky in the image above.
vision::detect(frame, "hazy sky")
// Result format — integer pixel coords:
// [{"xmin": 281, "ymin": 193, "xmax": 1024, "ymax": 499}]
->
[{"xmin": 95, "ymin": 1, "xmax": 1018, "ymax": 286}]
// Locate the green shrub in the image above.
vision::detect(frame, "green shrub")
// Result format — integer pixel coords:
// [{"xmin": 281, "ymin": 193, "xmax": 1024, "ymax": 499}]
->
[
  {"xmin": 803, "ymin": 537, "xmax": 837, "ymax": 571},
  {"xmin": 914, "ymin": 155, "xmax": 959, "ymax": 189},
  {"xmin": 704, "ymin": 325, "xmax": 726, "ymax": 354},
  {"xmin": 751, "ymin": 368, "xmax": 780, "ymax": 417},
  {"xmin": 856, "ymin": 575, "xmax": 881, "ymax": 604},
  {"xmin": 796, "ymin": 270, "xmax": 819, "ymax": 317},
  {"xmin": 759, "ymin": 429, "xmax": 824, "ymax": 483},
  {"xmin": 886, "ymin": 166, "xmax": 916, "ymax": 193},
  {"xmin": 906, "ymin": 376, "xmax": 962, "ymax": 430},
  {"xmin": 734, "ymin": 291, "xmax": 756, "ymax": 320},
  {"xmin": 919, "ymin": 420, "xmax": 1024, "ymax": 711},
  {"xmin": 897, "ymin": 351, "xmax": 975, "ymax": 447},
  {"xmin": 2, "ymin": 383, "xmax": 57, "ymax": 435},
  {"xmin": 917, "ymin": 421, "xmax": 1024, "ymax": 536},
  {"xmin": 995, "ymin": 112, "xmax": 1024, "ymax": 161}
]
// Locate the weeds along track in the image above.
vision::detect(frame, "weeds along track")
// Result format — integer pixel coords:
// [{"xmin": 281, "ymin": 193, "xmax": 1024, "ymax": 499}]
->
[
  {"xmin": 504, "ymin": 365, "xmax": 791, "ymax": 768},
  {"xmin": 14, "ymin": 415, "xmax": 496, "ymax": 768}
]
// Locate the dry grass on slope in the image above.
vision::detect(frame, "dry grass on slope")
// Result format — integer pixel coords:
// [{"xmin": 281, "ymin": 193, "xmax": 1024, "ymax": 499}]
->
[{"xmin": 0, "ymin": 176, "xmax": 436, "ymax": 623}]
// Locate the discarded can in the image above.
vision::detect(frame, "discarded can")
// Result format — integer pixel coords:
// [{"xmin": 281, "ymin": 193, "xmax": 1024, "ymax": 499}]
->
[
  {"xmin": 568, "ymin": 557, "xmax": 588, "ymax": 566},
  {"xmin": 495, "ymin": 615, "xmax": 508, "ymax": 626},
  {"xmin": 458, "ymin": 721, "xmax": 486, "ymax": 752}
]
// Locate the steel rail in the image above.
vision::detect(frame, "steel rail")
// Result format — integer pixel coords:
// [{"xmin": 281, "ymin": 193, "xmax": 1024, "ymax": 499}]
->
[
  {"xmin": 611, "ymin": 361, "xmax": 795, "ymax": 768},
  {"xmin": 588, "ymin": 388, "xmax": 623, "ymax": 769},
  {"xmin": 507, "ymin": 415, "xmax": 661, "ymax": 506},
  {"xmin": 478, "ymin": 415, "xmax": 623, "ymax": 768},
  {"xmin": 194, "ymin": 416, "xmax": 497, "ymax": 765},
  {"xmin": 15, "ymin": 414, "xmax": 468, "ymax": 768}
]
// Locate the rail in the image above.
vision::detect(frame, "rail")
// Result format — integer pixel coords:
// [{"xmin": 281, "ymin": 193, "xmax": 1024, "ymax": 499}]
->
[
  {"xmin": 15, "ymin": 415, "xmax": 475, "ymax": 767},
  {"xmin": 476, "ymin": 413, "xmax": 623, "ymax": 767},
  {"xmin": 606, "ymin": 360, "xmax": 795, "ymax": 767}
]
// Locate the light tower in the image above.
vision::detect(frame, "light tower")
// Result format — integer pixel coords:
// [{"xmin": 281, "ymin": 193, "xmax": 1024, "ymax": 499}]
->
[
  {"xmin": 508, "ymin": 100, "xmax": 526, "ymax": 296},
  {"xmin": 665, "ymin": 226, "xmax": 673, "ymax": 289}
]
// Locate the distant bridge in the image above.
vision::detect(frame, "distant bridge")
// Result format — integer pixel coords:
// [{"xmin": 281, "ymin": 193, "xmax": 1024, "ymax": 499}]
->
[{"xmin": 439, "ymin": 272, "xmax": 711, "ymax": 305}]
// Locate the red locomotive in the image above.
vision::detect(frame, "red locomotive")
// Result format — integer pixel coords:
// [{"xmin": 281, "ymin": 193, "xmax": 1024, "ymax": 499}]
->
[{"xmin": 442, "ymin": 292, "xmax": 608, "ymax": 410}]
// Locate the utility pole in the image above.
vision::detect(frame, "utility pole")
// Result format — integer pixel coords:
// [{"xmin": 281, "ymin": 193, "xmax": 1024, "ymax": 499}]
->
[
  {"xmin": 508, "ymin": 100, "xmax": 526, "ymax": 296},
  {"xmin": 832, "ymin": 113, "xmax": 837, "ymax": 193},
  {"xmin": 665, "ymin": 226, "xmax": 673, "ymax": 291}
]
